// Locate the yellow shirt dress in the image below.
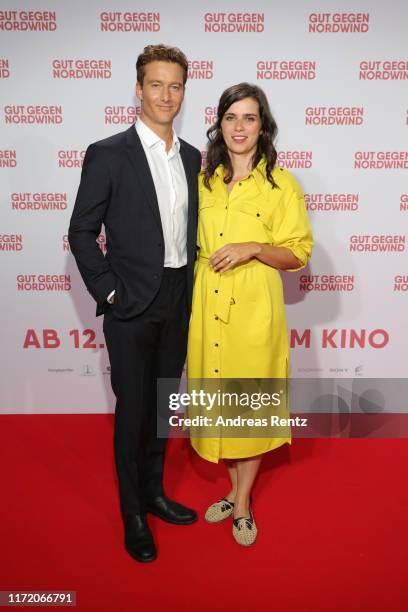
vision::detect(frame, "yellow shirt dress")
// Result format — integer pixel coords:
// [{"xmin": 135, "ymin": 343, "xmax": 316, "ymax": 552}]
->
[{"xmin": 187, "ymin": 159, "xmax": 313, "ymax": 463}]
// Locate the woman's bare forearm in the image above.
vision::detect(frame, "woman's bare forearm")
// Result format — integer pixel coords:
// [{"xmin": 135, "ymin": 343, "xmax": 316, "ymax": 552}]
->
[{"xmin": 251, "ymin": 242, "xmax": 301, "ymax": 270}]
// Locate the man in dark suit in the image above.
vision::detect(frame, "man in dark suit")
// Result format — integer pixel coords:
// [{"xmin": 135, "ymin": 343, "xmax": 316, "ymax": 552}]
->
[{"xmin": 68, "ymin": 45, "xmax": 201, "ymax": 563}]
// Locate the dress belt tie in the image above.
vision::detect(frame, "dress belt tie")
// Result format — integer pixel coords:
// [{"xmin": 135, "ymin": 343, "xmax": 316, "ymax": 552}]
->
[{"xmin": 198, "ymin": 253, "xmax": 235, "ymax": 324}]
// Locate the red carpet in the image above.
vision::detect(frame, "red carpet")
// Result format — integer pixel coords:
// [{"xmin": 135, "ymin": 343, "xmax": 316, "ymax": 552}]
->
[{"xmin": 0, "ymin": 415, "xmax": 407, "ymax": 611}]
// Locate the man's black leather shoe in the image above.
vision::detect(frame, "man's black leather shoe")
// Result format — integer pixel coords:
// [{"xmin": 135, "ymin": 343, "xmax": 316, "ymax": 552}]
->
[
  {"xmin": 146, "ymin": 495, "xmax": 198, "ymax": 525},
  {"xmin": 124, "ymin": 514, "xmax": 157, "ymax": 563}
]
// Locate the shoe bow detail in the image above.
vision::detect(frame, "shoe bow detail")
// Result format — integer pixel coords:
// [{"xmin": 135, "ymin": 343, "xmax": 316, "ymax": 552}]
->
[
  {"xmin": 233, "ymin": 517, "xmax": 253, "ymax": 530},
  {"xmin": 220, "ymin": 500, "xmax": 234, "ymax": 513}
]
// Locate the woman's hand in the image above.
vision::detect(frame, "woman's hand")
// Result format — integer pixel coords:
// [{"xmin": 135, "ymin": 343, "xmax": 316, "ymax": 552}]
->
[{"xmin": 209, "ymin": 242, "xmax": 261, "ymax": 272}]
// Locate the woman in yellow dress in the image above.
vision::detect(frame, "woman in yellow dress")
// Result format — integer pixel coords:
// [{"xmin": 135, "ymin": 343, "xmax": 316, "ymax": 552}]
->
[{"xmin": 187, "ymin": 83, "xmax": 313, "ymax": 546}]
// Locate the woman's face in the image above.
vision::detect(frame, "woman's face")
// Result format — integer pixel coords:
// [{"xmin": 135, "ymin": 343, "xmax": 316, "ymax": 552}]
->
[{"xmin": 220, "ymin": 97, "xmax": 262, "ymax": 157}]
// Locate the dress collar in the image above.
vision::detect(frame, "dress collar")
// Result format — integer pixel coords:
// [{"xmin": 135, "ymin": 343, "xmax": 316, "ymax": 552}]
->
[{"xmin": 213, "ymin": 157, "xmax": 267, "ymax": 192}]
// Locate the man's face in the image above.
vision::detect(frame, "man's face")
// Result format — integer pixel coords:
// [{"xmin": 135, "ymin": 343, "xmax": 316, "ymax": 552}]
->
[{"xmin": 136, "ymin": 60, "xmax": 185, "ymax": 131}]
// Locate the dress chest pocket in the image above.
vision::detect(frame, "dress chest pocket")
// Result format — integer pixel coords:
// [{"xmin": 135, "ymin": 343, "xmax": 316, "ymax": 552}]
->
[
  {"xmin": 199, "ymin": 195, "xmax": 216, "ymax": 212},
  {"xmin": 235, "ymin": 202, "xmax": 272, "ymax": 230}
]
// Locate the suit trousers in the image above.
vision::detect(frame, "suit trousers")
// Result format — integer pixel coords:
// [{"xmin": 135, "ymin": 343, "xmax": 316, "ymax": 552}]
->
[{"xmin": 103, "ymin": 267, "xmax": 188, "ymax": 519}]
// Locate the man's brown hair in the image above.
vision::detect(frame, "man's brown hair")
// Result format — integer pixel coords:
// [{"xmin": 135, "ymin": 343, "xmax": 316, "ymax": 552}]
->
[{"xmin": 136, "ymin": 44, "xmax": 189, "ymax": 85}]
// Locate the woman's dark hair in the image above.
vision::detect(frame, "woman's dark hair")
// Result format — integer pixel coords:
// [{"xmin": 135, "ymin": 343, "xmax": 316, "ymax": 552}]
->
[{"xmin": 203, "ymin": 83, "xmax": 278, "ymax": 190}]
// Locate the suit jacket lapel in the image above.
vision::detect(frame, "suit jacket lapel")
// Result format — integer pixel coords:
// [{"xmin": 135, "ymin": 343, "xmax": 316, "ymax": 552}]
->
[
  {"xmin": 180, "ymin": 141, "xmax": 199, "ymax": 273},
  {"xmin": 179, "ymin": 141, "xmax": 197, "ymax": 233},
  {"xmin": 125, "ymin": 126, "xmax": 162, "ymax": 231}
]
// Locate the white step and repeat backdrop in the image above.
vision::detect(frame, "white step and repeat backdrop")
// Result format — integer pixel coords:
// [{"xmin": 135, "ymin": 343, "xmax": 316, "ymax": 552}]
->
[{"xmin": 1, "ymin": 0, "xmax": 407, "ymax": 413}]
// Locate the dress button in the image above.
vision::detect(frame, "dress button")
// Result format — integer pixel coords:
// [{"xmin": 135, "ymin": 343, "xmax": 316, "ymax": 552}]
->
[
  {"xmin": 214, "ymin": 369, "xmax": 219, "ymax": 373},
  {"xmin": 214, "ymin": 289, "xmax": 218, "ymax": 293},
  {"xmin": 214, "ymin": 315, "xmax": 219, "ymax": 320},
  {"xmin": 239, "ymin": 182, "xmax": 242, "ymax": 186},
  {"xmin": 256, "ymin": 213, "xmax": 260, "ymax": 217},
  {"xmin": 214, "ymin": 343, "xmax": 219, "ymax": 347},
  {"xmin": 219, "ymin": 232, "xmax": 223, "ymax": 236}
]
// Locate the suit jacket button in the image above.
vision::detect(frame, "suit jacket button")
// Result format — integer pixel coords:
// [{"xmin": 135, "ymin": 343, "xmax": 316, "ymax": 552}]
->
[{"xmin": 153, "ymin": 274, "xmax": 159, "ymax": 280}]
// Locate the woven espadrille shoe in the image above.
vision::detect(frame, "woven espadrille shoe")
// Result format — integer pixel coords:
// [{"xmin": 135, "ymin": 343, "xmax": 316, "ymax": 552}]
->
[
  {"xmin": 232, "ymin": 510, "xmax": 257, "ymax": 546},
  {"xmin": 204, "ymin": 498, "xmax": 235, "ymax": 523}
]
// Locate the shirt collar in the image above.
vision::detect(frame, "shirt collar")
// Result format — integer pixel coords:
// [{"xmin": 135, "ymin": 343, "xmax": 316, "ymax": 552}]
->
[
  {"xmin": 252, "ymin": 157, "xmax": 268, "ymax": 192},
  {"xmin": 213, "ymin": 157, "xmax": 267, "ymax": 192},
  {"xmin": 135, "ymin": 118, "xmax": 180, "ymax": 152}
]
